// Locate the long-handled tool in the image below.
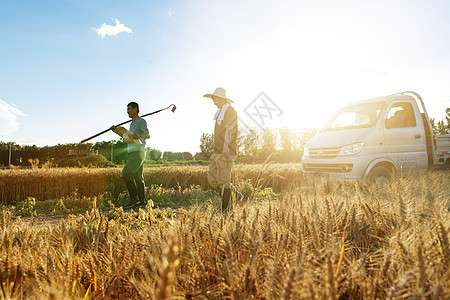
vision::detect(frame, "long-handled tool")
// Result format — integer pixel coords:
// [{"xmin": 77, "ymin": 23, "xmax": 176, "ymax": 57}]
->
[{"xmin": 80, "ymin": 104, "xmax": 176, "ymax": 143}]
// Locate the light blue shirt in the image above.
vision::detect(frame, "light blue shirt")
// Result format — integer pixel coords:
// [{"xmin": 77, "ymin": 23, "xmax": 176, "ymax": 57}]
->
[{"xmin": 127, "ymin": 117, "xmax": 148, "ymax": 153}]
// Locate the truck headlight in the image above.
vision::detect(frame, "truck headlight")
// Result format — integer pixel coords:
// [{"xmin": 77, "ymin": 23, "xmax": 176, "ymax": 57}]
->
[{"xmin": 339, "ymin": 142, "xmax": 363, "ymax": 156}]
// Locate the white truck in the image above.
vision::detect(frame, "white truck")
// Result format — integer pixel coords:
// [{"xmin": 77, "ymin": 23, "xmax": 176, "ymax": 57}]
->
[{"xmin": 302, "ymin": 91, "xmax": 450, "ymax": 182}]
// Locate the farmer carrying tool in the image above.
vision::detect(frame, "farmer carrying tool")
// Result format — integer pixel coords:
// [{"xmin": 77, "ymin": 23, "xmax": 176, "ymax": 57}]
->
[
  {"xmin": 80, "ymin": 102, "xmax": 176, "ymax": 207},
  {"xmin": 111, "ymin": 102, "xmax": 149, "ymax": 208},
  {"xmin": 203, "ymin": 87, "xmax": 243, "ymax": 212}
]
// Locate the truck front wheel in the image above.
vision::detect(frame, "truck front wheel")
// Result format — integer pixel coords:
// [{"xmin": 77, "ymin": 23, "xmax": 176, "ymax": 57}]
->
[{"xmin": 367, "ymin": 166, "xmax": 392, "ymax": 184}]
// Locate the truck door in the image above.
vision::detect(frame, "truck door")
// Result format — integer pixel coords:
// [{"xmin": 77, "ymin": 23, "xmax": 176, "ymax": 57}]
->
[{"xmin": 384, "ymin": 101, "xmax": 428, "ymax": 173}]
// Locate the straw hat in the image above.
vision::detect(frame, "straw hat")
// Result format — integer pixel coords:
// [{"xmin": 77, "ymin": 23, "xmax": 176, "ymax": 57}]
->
[{"xmin": 203, "ymin": 87, "xmax": 234, "ymax": 103}]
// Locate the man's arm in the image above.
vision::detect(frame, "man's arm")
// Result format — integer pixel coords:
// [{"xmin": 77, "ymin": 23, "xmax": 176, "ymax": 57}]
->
[
  {"xmin": 139, "ymin": 119, "xmax": 150, "ymax": 139},
  {"xmin": 223, "ymin": 108, "xmax": 238, "ymax": 156},
  {"xmin": 140, "ymin": 129, "xmax": 150, "ymax": 139},
  {"xmin": 130, "ymin": 119, "xmax": 150, "ymax": 140}
]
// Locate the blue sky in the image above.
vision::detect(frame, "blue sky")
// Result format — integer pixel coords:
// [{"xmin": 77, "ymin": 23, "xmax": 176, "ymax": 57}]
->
[{"xmin": 1, "ymin": 0, "xmax": 449, "ymax": 154}]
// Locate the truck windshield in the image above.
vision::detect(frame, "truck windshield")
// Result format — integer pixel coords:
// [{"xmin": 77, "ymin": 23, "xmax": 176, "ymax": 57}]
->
[{"xmin": 322, "ymin": 102, "xmax": 385, "ymax": 131}]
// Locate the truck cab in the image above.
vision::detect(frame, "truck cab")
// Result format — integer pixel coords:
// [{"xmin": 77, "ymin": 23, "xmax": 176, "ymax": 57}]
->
[{"xmin": 302, "ymin": 91, "xmax": 449, "ymax": 182}]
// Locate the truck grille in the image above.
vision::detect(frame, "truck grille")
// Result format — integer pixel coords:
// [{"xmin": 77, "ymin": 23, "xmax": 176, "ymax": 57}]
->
[
  {"xmin": 308, "ymin": 147, "xmax": 340, "ymax": 158},
  {"xmin": 303, "ymin": 163, "xmax": 353, "ymax": 173}
]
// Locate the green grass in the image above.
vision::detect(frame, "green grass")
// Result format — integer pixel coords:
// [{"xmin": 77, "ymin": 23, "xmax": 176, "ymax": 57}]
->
[{"xmin": 6, "ymin": 179, "xmax": 276, "ymax": 218}]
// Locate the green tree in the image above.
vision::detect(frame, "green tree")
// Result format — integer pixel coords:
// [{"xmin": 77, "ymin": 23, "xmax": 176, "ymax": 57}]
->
[
  {"xmin": 237, "ymin": 124, "xmax": 245, "ymax": 155},
  {"xmin": 431, "ymin": 108, "xmax": 450, "ymax": 134},
  {"xmin": 162, "ymin": 151, "xmax": 193, "ymax": 161},
  {"xmin": 241, "ymin": 127, "xmax": 260, "ymax": 157},
  {"xmin": 260, "ymin": 128, "xmax": 277, "ymax": 160},
  {"xmin": 94, "ymin": 141, "xmax": 113, "ymax": 161},
  {"xmin": 279, "ymin": 126, "xmax": 297, "ymax": 162},
  {"xmin": 294, "ymin": 128, "xmax": 318, "ymax": 151},
  {"xmin": 279, "ymin": 126, "xmax": 294, "ymax": 152},
  {"xmin": 148, "ymin": 148, "xmax": 162, "ymax": 161},
  {"xmin": 198, "ymin": 132, "xmax": 214, "ymax": 160},
  {"xmin": 180, "ymin": 152, "xmax": 193, "ymax": 160}
]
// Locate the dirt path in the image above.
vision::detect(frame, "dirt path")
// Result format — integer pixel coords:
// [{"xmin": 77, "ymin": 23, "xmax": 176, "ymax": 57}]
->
[{"xmin": 10, "ymin": 214, "xmax": 79, "ymax": 227}]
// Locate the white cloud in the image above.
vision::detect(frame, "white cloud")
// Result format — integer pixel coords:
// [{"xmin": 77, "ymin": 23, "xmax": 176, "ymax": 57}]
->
[
  {"xmin": 0, "ymin": 99, "xmax": 25, "ymax": 135},
  {"xmin": 94, "ymin": 19, "xmax": 132, "ymax": 38}
]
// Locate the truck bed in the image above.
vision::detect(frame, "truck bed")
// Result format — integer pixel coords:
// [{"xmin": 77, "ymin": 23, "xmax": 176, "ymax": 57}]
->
[{"xmin": 435, "ymin": 134, "xmax": 450, "ymax": 166}]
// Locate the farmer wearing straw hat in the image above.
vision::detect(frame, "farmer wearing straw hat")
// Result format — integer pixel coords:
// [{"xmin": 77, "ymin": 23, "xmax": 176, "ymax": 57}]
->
[
  {"xmin": 203, "ymin": 87, "xmax": 243, "ymax": 212},
  {"xmin": 111, "ymin": 102, "xmax": 149, "ymax": 208}
]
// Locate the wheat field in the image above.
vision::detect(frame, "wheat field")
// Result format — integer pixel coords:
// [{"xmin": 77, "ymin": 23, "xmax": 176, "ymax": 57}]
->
[
  {"xmin": 0, "ymin": 164, "xmax": 301, "ymax": 203},
  {"xmin": 0, "ymin": 168, "xmax": 449, "ymax": 299}
]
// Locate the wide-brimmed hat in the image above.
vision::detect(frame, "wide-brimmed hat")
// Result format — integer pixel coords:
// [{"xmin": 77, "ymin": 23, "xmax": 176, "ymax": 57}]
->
[{"xmin": 203, "ymin": 87, "xmax": 234, "ymax": 103}]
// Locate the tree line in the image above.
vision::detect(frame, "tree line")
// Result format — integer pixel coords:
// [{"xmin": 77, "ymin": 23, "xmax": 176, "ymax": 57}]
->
[
  {"xmin": 0, "ymin": 141, "xmax": 195, "ymax": 166},
  {"xmin": 195, "ymin": 126, "xmax": 317, "ymax": 163}
]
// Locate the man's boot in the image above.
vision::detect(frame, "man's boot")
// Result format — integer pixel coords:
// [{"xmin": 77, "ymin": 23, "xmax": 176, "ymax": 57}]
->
[
  {"xmin": 222, "ymin": 188, "xmax": 232, "ymax": 212},
  {"xmin": 124, "ymin": 181, "xmax": 140, "ymax": 207},
  {"xmin": 136, "ymin": 181, "xmax": 146, "ymax": 206}
]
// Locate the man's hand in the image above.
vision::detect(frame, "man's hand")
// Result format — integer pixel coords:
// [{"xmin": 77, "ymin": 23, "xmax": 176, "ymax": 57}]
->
[
  {"xmin": 141, "ymin": 129, "xmax": 150, "ymax": 140},
  {"xmin": 110, "ymin": 125, "xmax": 119, "ymax": 134},
  {"xmin": 223, "ymin": 151, "xmax": 230, "ymax": 160}
]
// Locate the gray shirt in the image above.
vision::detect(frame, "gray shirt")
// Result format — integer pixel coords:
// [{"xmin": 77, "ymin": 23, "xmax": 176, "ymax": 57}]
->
[{"xmin": 127, "ymin": 117, "xmax": 148, "ymax": 153}]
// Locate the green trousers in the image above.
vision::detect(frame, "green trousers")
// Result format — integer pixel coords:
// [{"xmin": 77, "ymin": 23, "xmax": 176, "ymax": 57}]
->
[{"xmin": 122, "ymin": 151, "xmax": 145, "ymax": 186}]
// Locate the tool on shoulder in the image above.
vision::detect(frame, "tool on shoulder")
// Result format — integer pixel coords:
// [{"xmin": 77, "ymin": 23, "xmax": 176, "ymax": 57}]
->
[{"xmin": 80, "ymin": 104, "xmax": 176, "ymax": 143}]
